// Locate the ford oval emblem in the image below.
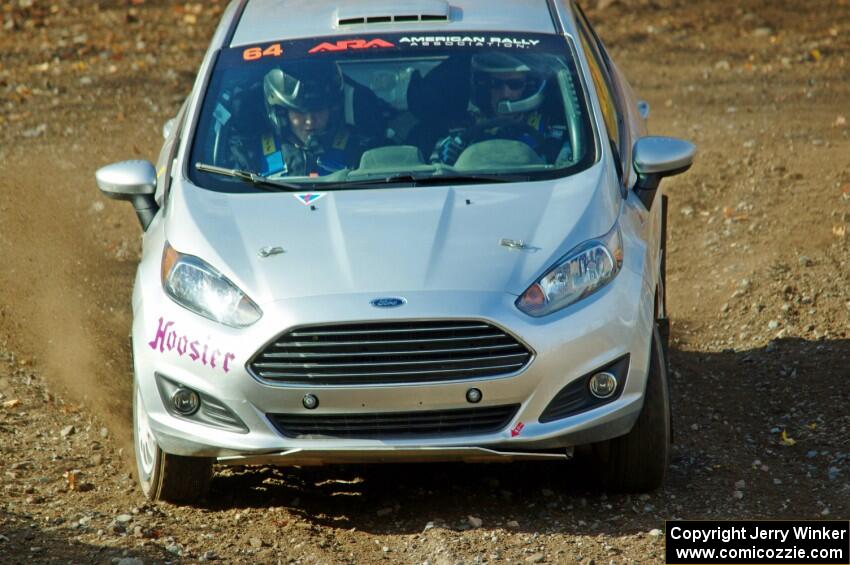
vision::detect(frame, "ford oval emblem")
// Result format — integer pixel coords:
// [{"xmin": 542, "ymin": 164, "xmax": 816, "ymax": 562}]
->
[{"xmin": 370, "ymin": 297, "xmax": 407, "ymax": 308}]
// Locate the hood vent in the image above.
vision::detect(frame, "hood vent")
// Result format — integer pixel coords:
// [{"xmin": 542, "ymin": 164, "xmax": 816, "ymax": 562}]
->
[{"xmin": 335, "ymin": 0, "xmax": 450, "ymax": 27}]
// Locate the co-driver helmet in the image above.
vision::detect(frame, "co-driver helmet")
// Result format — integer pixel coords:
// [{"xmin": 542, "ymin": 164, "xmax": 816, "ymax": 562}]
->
[{"xmin": 470, "ymin": 52, "xmax": 545, "ymax": 116}]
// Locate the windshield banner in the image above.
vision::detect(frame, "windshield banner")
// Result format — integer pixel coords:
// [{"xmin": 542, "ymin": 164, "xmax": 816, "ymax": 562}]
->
[{"xmin": 221, "ymin": 32, "xmax": 565, "ymax": 67}]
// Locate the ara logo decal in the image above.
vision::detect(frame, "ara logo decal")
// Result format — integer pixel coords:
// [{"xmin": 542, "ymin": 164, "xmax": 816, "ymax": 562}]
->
[
  {"xmin": 510, "ymin": 421, "xmax": 525, "ymax": 437},
  {"xmin": 293, "ymin": 192, "xmax": 326, "ymax": 206},
  {"xmin": 148, "ymin": 317, "xmax": 236, "ymax": 373},
  {"xmin": 308, "ymin": 38, "xmax": 394, "ymax": 54}
]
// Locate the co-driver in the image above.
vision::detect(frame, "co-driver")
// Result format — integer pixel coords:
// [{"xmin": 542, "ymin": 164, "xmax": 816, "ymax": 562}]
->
[{"xmin": 431, "ymin": 53, "xmax": 571, "ymax": 166}]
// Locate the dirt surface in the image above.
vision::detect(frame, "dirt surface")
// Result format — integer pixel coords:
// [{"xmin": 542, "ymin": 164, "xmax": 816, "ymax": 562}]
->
[{"xmin": 0, "ymin": 0, "xmax": 848, "ymax": 563}]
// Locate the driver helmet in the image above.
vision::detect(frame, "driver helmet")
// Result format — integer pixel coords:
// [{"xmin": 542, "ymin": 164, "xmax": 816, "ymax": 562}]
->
[
  {"xmin": 263, "ymin": 61, "xmax": 344, "ymax": 135},
  {"xmin": 470, "ymin": 52, "xmax": 544, "ymax": 116}
]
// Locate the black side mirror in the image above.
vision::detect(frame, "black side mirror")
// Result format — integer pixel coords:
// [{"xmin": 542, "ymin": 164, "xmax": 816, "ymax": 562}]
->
[
  {"xmin": 632, "ymin": 136, "xmax": 696, "ymax": 207},
  {"xmin": 95, "ymin": 160, "xmax": 160, "ymax": 230}
]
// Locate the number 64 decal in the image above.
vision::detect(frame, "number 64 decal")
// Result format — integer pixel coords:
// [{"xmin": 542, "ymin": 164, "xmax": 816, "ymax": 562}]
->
[{"xmin": 243, "ymin": 43, "xmax": 283, "ymax": 61}]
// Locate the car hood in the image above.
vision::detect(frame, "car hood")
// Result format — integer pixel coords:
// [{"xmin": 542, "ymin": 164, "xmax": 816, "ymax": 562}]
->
[{"xmin": 165, "ymin": 162, "xmax": 620, "ymax": 304}]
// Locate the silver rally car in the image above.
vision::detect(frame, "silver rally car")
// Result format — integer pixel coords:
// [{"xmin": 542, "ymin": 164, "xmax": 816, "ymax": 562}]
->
[{"xmin": 96, "ymin": 0, "xmax": 694, "ymax": 502}]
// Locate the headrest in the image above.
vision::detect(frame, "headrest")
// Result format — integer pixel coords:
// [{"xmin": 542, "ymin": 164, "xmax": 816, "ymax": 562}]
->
[{"xmin": 407, "ymin": 56, "xmax": 471, "ymax": 121}]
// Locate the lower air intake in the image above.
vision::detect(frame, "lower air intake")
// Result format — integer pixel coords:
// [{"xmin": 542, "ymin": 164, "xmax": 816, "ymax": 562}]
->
[{"xmin": 268, "ymin": 404, "xmax": 520, "ymax": 439}]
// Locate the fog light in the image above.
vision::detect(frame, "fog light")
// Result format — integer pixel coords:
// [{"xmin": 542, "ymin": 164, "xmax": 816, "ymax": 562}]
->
[
  {"xmin": 302, "ymin": 394, "xmax": 319, "ymax": 410},
  {"xmin": 588, "ymin": 372, "xmax": 617, "ymax": 399},
  {"xmin": 466, "ymin": 388, "xmax": 482, "ymax": 403},
  {"xmin": 171, "ymin": 388, "xmax": 200, "ymax": 415}
]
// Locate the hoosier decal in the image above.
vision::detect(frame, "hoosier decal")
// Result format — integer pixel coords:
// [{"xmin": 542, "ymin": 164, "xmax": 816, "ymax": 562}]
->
[{"xmin": 148, "ymin": 317, "xmax": 236, "ymax": 373}]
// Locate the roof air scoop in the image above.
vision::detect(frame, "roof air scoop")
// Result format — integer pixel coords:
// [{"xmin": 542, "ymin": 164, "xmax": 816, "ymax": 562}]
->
[{"xmin": 335, "ymin": 0, "xmax": 451, "ymax": 27}]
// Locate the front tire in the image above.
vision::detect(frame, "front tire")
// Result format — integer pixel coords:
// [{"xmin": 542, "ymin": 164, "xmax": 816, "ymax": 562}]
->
[
  {"xmin": 133, "ymin": 381, "xmax": 213, "ymax": 503},
  {"xmin": 577, "ymin": 324, "xmax": 672, "ymax": 492}
]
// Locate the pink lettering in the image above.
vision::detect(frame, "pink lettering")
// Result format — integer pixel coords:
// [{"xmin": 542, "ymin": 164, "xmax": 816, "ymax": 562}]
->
[
  {"xmin": 223, "ymin": 352, "xmax": 236, "ymax": 373},
  {"xmin": 189, "ymin": 340, "xmax": 200, "ymax": 361},
  {"xmin": 148, "ymin": 317, "xmax": 174, "ymax": 353},
  {"xmin": 209, "ymin": 349, "xmax": 220, "ymax": 369},
  {"xmin": 149, "ymin": 317, "xmax": 236, "ymax": 375}
]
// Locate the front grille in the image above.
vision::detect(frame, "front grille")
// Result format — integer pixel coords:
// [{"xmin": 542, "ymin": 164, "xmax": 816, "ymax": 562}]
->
[
  {"xmin": 249, "ymin": 320, "xmax": 533, "ymax": 385},
  {"xmin": 268, "ymin": 404, "xmax": 520, "ymax": 439}
]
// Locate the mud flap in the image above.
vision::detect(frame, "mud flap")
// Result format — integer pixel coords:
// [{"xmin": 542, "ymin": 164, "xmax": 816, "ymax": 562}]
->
[
  {"xmin": 658, "ymin": 194, "xmax": 670, "ymax": 359},
  {"xmin": 658, "ymin": 194, "xmax": 672, "ymax": 443},
  {"xmin": 657, "ymin": 317, "xmax": 670, "ymax": 364}
]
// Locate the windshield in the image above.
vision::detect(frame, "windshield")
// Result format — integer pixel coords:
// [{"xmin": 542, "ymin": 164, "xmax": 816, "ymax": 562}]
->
[{"xmin": 189, "ymin": 32, "xmax": 597, "ymax": 192}]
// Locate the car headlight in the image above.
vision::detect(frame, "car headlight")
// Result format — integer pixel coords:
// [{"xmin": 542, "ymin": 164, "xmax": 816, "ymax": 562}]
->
[
  {"xmin": 516, "ymin": 223, "xmax": 623, "ymax": 317},
  {"xmin": 161, "ymin": 242, "xmax": 262, "ymax": 327}
]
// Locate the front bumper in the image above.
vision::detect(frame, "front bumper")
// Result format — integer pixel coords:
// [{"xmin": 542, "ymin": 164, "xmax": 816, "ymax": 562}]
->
[
  {"xmin": 132, "ymin": 260, "xmax": 655, "ymax": 463},
  {"xmin": 216, "ymin": 447, "xmax": 570, "ymax": 466}
]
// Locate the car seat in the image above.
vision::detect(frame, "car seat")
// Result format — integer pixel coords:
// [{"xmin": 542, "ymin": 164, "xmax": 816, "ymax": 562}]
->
[
  {"xmin": 405, "ymin": 55, "xmax": 472, "ymax": 156},
  {"xmin": 342, "ymin": 76, "xmax": 396, "ymax": 140}
]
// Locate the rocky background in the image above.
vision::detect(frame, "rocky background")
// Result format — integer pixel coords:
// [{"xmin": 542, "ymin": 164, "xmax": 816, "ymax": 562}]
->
[{"xmin": 0, "ymin": 0, "xmax": 848, "ymax": 563}]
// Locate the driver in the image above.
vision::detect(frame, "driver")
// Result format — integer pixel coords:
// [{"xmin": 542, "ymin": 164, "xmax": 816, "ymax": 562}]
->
[
  {"xmin": 430, "ymin": 53, "xmax": 569, "ymax": 165},
  {"xmin": 229, "ymin": 62, "xmax": 373, "ymax": 177}
]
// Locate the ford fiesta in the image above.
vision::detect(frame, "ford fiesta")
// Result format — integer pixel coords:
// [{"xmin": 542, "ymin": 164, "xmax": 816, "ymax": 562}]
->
[{"xmin": 96, "ymin": 0, "xmax": 695, "ymax": 502}]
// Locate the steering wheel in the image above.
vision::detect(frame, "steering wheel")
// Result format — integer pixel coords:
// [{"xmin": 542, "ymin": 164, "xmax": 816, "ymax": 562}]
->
[{"xmin": 457, "ymin": 116, "xmax": 548, "ymax": 154}]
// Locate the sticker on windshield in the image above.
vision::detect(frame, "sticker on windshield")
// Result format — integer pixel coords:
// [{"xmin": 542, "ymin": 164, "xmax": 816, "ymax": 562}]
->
[
  {"xmin": 308, "ymin": 38, "xmax": 394, "ymax": 54},
  {"xmin": 293, "ymin": 192, "xmax": 326, "ymax": 206},
  {"xmin": 217, "ymin": 33, "xmax": 559, "ymax": 69},
  {"xmin": 242, "ymin": 43, "xmax": 283, "ymax": 61},
  {"xmin": 213, "ymin": 103, "xmax": 231, "ymax": 126},
  {"xmin": 399, "ymin": 36, "xmax": 541, "ymax": 49}
]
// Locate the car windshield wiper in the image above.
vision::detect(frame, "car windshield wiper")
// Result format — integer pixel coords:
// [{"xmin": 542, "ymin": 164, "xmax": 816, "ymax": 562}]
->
[
  {"xmin": 195, "ymin": 162, "xmax": 303, "ymax": 192},
  {"xmin": 402, "ymin": 173, "xmax": 522, "ymax": 185},
  {"xmin": 322, "ymin": 172, "xmax": 523, "ymax": 189},
  {"xmin": 196, "ymin": 163, "xmax": 526, "ymax": 191}
]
